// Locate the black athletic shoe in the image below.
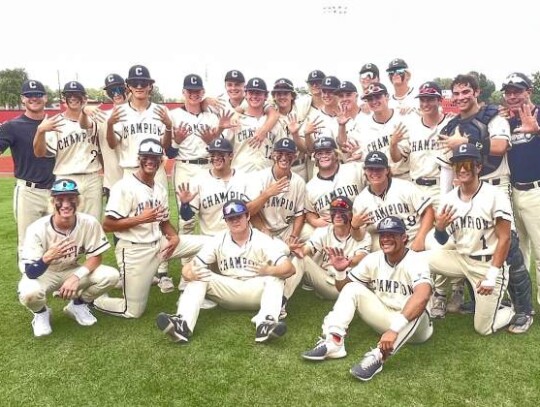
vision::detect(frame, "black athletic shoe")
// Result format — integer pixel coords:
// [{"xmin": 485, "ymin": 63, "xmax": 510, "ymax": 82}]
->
[
  {"xmin": 156, "ymin": 313, "xmax": 191, "ymax": 343},
  {"xmin": 255, "ymin": 315, "xmax": 287, "ymax": 343}
]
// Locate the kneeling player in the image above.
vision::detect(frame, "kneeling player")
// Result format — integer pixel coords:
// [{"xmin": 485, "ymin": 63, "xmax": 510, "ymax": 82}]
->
[
  {"xmin": 18, "ymin": 179, "xmax": 119, "ymax": 337},
  {"xmin": 156, "ymin": 199, "xmax": 295, "ymax": 343},
  {"xmin": 302, "ymin": 216, "xmax": 433, "ymax": 381}
]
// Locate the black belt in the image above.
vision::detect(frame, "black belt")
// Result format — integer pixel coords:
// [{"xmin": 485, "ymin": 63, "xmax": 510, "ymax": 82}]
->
[
  {"xmin": 180, "ymin": 158, "xmax": 209, "ymax": 165},
  {"xmin": 513, "ymin": 180, "xmax": 540, "ymax": 191},
  {"xmin": 293, "ymin": 158, "xmax": 306, "ymax": 166},
  {"xmin": 25, "ymin": 181, "xmax": 50, "ymax": 189},
  {"xmin": 414, "ymin": 178, "xmax": 437, "ymax": 187},
  {"xmin": 470, "ymin": 254, "xmax": 493, "ymax": 262},
  {"xmin": 485, "ymin": 178, "xmax": 501, "ymax": 186},
  {"xmin": 129, "ymin": 240, "xmax": 158, "ymax": 245}
]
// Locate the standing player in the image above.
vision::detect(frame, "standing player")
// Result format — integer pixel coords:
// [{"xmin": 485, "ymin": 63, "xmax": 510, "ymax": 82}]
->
[
  {"xmin": 34, "ymin": 81, "xmax": 102, "ymax": 220},
  {"xmin": 93, "ymin": 139, "xmax": 207, "ymax": 318},
  {"xmin": 305, "ymin": 69, "xmax": 326, "ymax": 111},
  {"xmin": 351, "ymin": 151, "xmax": 434, "ymax": 252},
  {"xmin": 386, "ymin": 58, "xmax": 417, "ymax": 114},
  {"xmin": 18, "ymin": 178, "xmax": 119, "ymax": 337},
  {"xmin": 156, "ymin": 199, "xmax": 294, "ymax": 343},
  {"xmin": 428, "ymin": 144, "xmax": 515, "ymax": 335},
  {"xmin": 358, "ymin": 63, "xmax": 380, "ymax": 114},
  {"xmin": 502, "ymin": 72, "xmax": 540, "ymax": 310},
  {"xmin": 0, "ymin": 80, "xmax": 55, "ymax": 258},
  {"xmin": 302, "ymin": 216, "xmax": 433, "ymax": 382}
]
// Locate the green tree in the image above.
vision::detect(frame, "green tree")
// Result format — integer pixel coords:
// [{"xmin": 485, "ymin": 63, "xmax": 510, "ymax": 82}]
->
[
  {"xmin": 432, "ymin": 77, "xmax": 453, "ymax": 90},
  {"xmin": 489, "ymin": 90, "xmax": 503, "ymax": 105},
  {"xmin": 151, "ymin": 86, "xmax": 165, "ymax": 103},
  {"xmin": 468, "ymin": 71, "xmax": 495, "ymax": 103},
  {"xmin": 531, "ymin": 71, "xmax": 540, "ymax": 105},
  {"xmin": 45, "ymin": 86, "xmax": 58, "ymax": 108},
  {"xmin": 0, "ymin": 68, "xmax": 29, "ymax": 108},
  {"xmin": 85, "ymin": 88, "xmax": 108, "ymax": 103}
]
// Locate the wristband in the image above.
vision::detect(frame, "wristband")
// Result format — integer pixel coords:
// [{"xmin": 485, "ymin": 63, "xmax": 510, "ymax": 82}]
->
[
  {"xmin": 74, "ymin": 266, "xmax": 90, "ymax": 280},
  {"xmin": 389, "ymin": 313, "xmax": 409, "ymax": 333},
  {"xmin": 334, "ymin": 270, "xmax": 347, "ymax": 281}
]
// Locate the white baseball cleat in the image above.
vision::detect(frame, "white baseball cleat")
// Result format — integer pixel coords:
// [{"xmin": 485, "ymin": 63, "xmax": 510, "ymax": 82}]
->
[
  {"xmin": 32, "ymin": 307, "xmax": 52, "ymax": 337},
  {"xmin": 158, "ymin": 276, "xmax": 175, "ymax": 294},
  {"xmin": 429, "ymin": 294, "xmax": 447, "ymax": 319},
  {"xmin": 200, "ymin": 298, "xmax": 218, "ymax": 309},
  {"xmin": 63, "ymin": 301, "xmax": 97, "ymax": 326},
  {"xmin": 302, "ymin": 335, "xmax": 347, "ymax": 361}
]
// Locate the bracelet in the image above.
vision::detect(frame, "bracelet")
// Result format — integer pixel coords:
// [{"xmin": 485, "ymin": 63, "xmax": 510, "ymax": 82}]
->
[
  {"xmin": 351, "ymin": 225, "xmax": 360, "ymax": 230},
  {"xmin": 165, "ymin": 127, "xmax": 172, "ymax": 132},
  {"xmin": 74, "ymin": 266, "xmax": 90, "ymax": 280},
  {"xmin": 389, "ymin": 313, "xmax": 409, "ymax": 333}
]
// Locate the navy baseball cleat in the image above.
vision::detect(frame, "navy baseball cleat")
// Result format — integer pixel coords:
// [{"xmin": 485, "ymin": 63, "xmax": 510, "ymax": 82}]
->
[
  {"xmin": 350, "ymin": 349, "xmax": 384, "ymax": 381},
  {"xmin": 156, "ymin": 313, "xmax": 191, "ymax": 343},
  {"xmin": 255, "ymin": 316, "xmax": 287, "ymax": 343},
  {"xmin": 302, "ymin": 336, "xmax": 347, "ymax": 361}
]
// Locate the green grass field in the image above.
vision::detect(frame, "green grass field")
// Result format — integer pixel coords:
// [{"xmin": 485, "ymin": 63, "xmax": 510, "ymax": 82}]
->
[{"xmin": 0, "ymin": 178, "xmax": 538, "ymax": 406}]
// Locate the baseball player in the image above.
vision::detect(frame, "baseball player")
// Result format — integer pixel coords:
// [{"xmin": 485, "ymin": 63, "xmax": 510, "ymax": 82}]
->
[
  {"xmin": 287, "ymin": 196, "xmax": 371, "ymax": 302},
  {"xmin": 302, "ymin": 216, "xmax": 433, "ymax": 382},
  {"xmin": 358, "ymin": 63, "xmax": 380, "ymax": 114},
  {"xmin": 427, "ymin": 143, "xmax": 515, "ymax": 335},
  {"xmin": 93, "ymin": 139, "xmax": 207, "ymax": 318},
  {"xmin": 502, "ymin": 72, "xmax": 540, "ymax": 313},
  {"xmin": 34, "ymin": 81, "xmax": 103, "ymax": 220},
  {"xmin": 438, "ymin": 74, "xmax": 533, "ymax": 331},
  {"xmin": 304, "ymin": 137, "xmax": 365, "ymax": 228},
  {"xmin": 386, "ymin": 58, "xmax": 417, "ymax": 115},
  {"xmin": 177, "ymin": 138, "xmax": 248, "ymax": 237},
  {"xmin": 351, "ymin": 151, "xmax": 434, "ymax": 252},
  {"xmin": 18, "ymin": 178, "xmax": 119, "ymax": 337},
  {"xmin": 105, "ymin": 65, "xmax": 174, "ymax": 291},
  {"xmin": 223, "ymin": 77, "xmax": 284, "ymax": 173},
  {"xmin": 0, "ymin": 80, "xmax": 55, "ymax": 259},
  {"xmin": 305, "ymin": 69, "xmax": 326, "ymax": 111},
  {"xmin": 335, "ymin": 81, "xmax": 365, "ymax": 159},
  {"xmin": 79, "ymin": 73, "xmax": 128, "ymax": 200},
  {"xmin": 155, "ymin": 199, "xmax": 294, "ymax": 343}
]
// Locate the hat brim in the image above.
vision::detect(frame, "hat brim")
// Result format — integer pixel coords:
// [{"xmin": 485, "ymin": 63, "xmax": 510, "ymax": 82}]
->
[
  {"xmin": 361, "ymin": 92, "xmax": 386, "ymax": 100},
  {"xmin": 386, "ymin": 66, "xmax": 408, "ymax": 72},
  {"xmin": 501, "ymin": 84, "xmax": 529, "ymax": 91},
  {"xmin": 364, "ymin": 163, "xmax": 388, "ymax": 169},
  {"xmin": 415, "ymin": 93, "xmax": 441, "ymax": 98},
  {"xmin": 126, "ymin": 78, "xmax": 155, "ymax": 84},
  {"xmin": 449, "ymin": 155, "xmax": 481, "ymax": 163},
  {"xmin": 184, "ymin": 86, "xmax": 204, "ymax": 90},
  {"xmin": 245, "ymin": 88, "xmax": 267, "ymax": 92},
  {"xmin": 378, "ymin": 228, "xmax": 406, "ymax": 234}
]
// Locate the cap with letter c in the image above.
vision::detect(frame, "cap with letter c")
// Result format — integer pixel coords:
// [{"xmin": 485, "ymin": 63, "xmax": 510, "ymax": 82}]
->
[
  {"xmin": 21, "ymin": 80, "xmax": 46, "ymax": 95},
  {"xmin": 207, "ymin": 138, "xmax": 233, "ymax": 153},
  {"xmin": 103, "ymin": 73, "xmax": 125, "ymax": 89},
  {"xmin": 224, "ymin": 70, "xmax": 245, "ymax": 83},
  {"xmin": 450, "ymin": 143, "xmax": 482, "ymax": 163},
  {"xmin": 183, "ymin": 74, "xmax": 204, "ymax": 90}
]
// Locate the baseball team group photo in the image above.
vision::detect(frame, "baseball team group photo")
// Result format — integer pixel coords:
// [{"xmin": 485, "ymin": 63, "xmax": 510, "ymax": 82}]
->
[{"xmin": 1, "ymin": 59, "xmax": 539, "ymax": 406}]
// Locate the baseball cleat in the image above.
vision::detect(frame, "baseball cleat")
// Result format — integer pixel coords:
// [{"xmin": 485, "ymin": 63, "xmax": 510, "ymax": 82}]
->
[
  {"xmin": 200, "ymin": 298, "xmax": 218, "ymax": 310},
  {"xmin": 447, "ymin": 287, "xmax": 464, "ymax": 313},
  {"xmin": 32, "ymin": 307, "xmax": 52, "ymax": 337},
  {"xmin": 508, "ymin": 314, "xmax": 534, "ymax": 334},
  {"xmin": 255, "ymin": 316, "xmax": 287, "ymax": 343},
  {"xmin": 157, "ymin": 276, "xmax": 175, "ymax": 294},
  {"xmin": 156, "ymin": 313, "xmax": 191, "ymax": 343},
  {"xmin": 63, "ymin": 301, "xmax": 97, "ymax": 326},
  {"xmin": 429, "ymin": 294, "xmax": 447, "ymax": 319},
  {"xmin": 350, "ymin": 348, "xmax": 384, "ymax": 381},
  {"xmin": 302, "ymin": 336, "xmax": 347, "ymax": 361}
]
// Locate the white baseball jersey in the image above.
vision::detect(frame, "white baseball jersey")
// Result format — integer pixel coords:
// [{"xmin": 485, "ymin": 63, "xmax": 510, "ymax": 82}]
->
[
  {"xmin": 216, "ymin": 95, "xmax": 249, "ymax": 116},
  {"xmin": 45, "ymin": 115, "xmax": 101, "ymax": 175},
  {"xmin": 188, "ymin": 169, "xmax": 249, "ymax": 236},
  {"xmin": 169, "ymin": 107, "xmax": 219, "ymax": 160},
  {"xmin": 388, "ymin": 87, "xmax": 418, "ymax": 113},
  {"xmin": 349, "ymin": 249, "xmax": 432, "ymax": 311},
  {"xmin": 113, "ymin": 102, "xmax": 167, "ymax": 168},
  {"xmin": 306, "ymin": 224, "xmax": 371, "ymax": 268},
  {"xmin": 20, "ymin": 213, "xmax": 110, "ymax": 273},
  {"xmin": 195, "ymin": 228, "xmax": 289, "ymax": 280},
  {"xmin": 305, "ymin": 162, "xmax": 365, "ymax": 218},
  {"xmin": 95, "ymin": 108, "xmax": 123, "ymax": 188},
  {"xmin": 105, "ymin": 173, "xmax": 169, "ymax": 243},
  {"xmin": 439, "ymin": 182, "xmax": 513, "ymax": 256},
  {"xmin": 353, "ymin": 178, "xmax": 432, "ymax": 243},
  {"xmin": 302, "ymin": 107, "xmax": 338, "ymax": 141},
  {"xmin": 407, "ymin": 115, "xmax": 450, "ymax": 180},
  {"xmin": 355, "ymin": 111, "xmax": 412, "ymax": 176},
  {"xmin": 245, "ymin": 168, "xmax": 305, "ymax": 234},
  {"xmin": 223, "ymin": 113, "xmax": 284, "ymax": 173}
]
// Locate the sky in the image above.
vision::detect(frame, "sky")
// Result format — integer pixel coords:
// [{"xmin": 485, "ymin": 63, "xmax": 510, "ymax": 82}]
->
[{"xmin": 2, "ymin": 0, "xmax": 537, "ymax": 99}]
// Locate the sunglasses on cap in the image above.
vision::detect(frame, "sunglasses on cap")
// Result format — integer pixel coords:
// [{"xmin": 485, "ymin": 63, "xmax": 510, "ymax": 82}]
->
[
  {"xmin": 330, "ymin": 199, "xmax": 352, "ymax": 212},
  {"xmin": 139, "ymin": 140, "xmax": 163, "ymax": 155},
  {"xmin": 452, "ymin": 160, "xmax": 477, "ymax": 172},
  {"xmin": 24, "ymin": 92, "xmax": 45, "ymax": 98},
  {"xmin": 419, "ymin": 87, "xmax": 441, "ymax": 97},
  {"xmin": 388, "ymin": 68, "xmax": 406, "ymax": 76},
  {"xmin": 223, "ymin": 201, "xmax": 247, "ymax": 217},
  {"xmin": 127, "ymin": 80, "xmax": 151, "ymax": 88},
  {"xmin": 107, "ymin": 86, "xmax": 126, "ymax": 97},
  {"xmin": 360, "ymin": 72, "xmax": 374, "ymax": 80}
]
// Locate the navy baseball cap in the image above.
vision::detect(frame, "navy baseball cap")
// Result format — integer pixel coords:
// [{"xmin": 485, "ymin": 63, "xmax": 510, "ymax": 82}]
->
[
  {"xmin": 138, "ymin": 138, "xmax": 163, "ymax": 156},
  {"xmin": 313, "ymin": 136, "xmax": 338, "ymax": 152},
  {"xmin": 207, "ymin": 138, "xmax": 233, "ymax": 153},
  {"xmin": 245, "ymin": 77, "xmax": 267, "ymax": 92},
  {"xmin": 359, "ymin": 63, "xmax": 379, "ymax": 77},
  {"xmin": 224, "ymin": 70, "xmax": 245, "ymax": 83},
  {"xmin": 387, "ymin": 58, "xmax": 408, "ymax": 72},
  {"xmin": 62, "ymin": 81, "xmax": 86, "ymax": 94},
  {"xmin": 272, "ymin": 78, "xmax": 295, "ymax": 92},
  {"xmin": 364, "ymin": 151, "xmax": 389, "ymax": 168},
  {"xmin": 127, "ymin": 65, "xmax": 155, "ymax": 83},
  {"xmin": 274, "ymin": 138, "xmax": 297, "ymax": 153},
  {"xmin": 184, "ymin": 74, "xmax": 204, "ymax": 90},
  {"xmin": 306, "ymin": 70, "xmax": 326, "ymax": 84},
  {"xmin": 103, "ymin": 74, "xmax": 125, "ymax": 89},
  {"xmin": 416, "ymin": 81, "xmax": 443, "ymax": 98},
  {"xmin": 330, "ymin": 196, "xmax": 353, "ymax": 212},
  {"xmin": 501, "ymin": 72, "xmax": 532, "ymax": 91},
  {"xmin": 377, "ymin": 216, "xmax": 406, "ymax": 234},
  {"xmin": 361, "ymin": 83, "xmax": 388, "ymax": 100},
  {"xmin": 335, "ymin": 81, "xmax": 358, "ymax": 94},
  {"xmin": 450, "ymin": 143, "xmax": 482, "ymax": 163},
  {"xmin": 21, "ymin": 80, "xmax": 46, "ymax": 95},
  {"xmin": 223, "ymin": 199, "xmax": 248, "ymax": 219},
  {"xmin": 320, "ymin": 76, "xmax": 341, "ymax": 92},
  {"xmin": 51, "ymin": 178, "xmax": 79, "ymax": 196}
]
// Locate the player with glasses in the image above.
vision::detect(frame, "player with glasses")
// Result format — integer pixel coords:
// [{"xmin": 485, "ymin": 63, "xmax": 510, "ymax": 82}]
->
[{"xmin": 386, "ymin": 58, "xmax": 416, "ymax": 114}]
